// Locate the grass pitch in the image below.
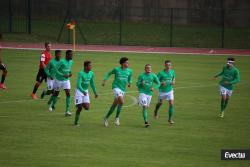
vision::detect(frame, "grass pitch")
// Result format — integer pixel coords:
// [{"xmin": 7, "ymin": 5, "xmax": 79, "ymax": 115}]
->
[{"xmin": 0, "ymin": 49, "xmax": 250, "ymax": 167}]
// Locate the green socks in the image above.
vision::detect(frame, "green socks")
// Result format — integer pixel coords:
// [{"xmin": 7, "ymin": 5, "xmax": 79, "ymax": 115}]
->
[
  {"xmin": 105, "ymin": 105, "xmax": 116, "ymax": 119},
  {"xmin": 221, "ymin": 99, "xmax": 229, "ymax": 112},
  {"xmin": 143, "ymin": 108, "xmax": 148, "ymax": 122},
  {"xmin": 105, "ymin": 104, "xmax": 123, "ymax": 119},
  {"xmin": 115, "ymin": 105, "xmax": 123, "ymax": 118},
  {"xmin": 48, "ymin": 95, "xmax": 54, "ymax": 105},
  {"xmin": 75, "ymin": 111, "xmax": 80, "ymax": 125},
  {"xmin": 66, "ymin": 96, "xmax": 71, "ymax": 112},
  {"xmin": 168, "ymin": 106, "xmax": 174, "ymax": 121},
  {"xmin": 48, "ymin": 95, "xmax": 71, "ymax": 113},
  {"xmin": 50, "ymin": 96, "xmax": 58, "ymax": 108}
]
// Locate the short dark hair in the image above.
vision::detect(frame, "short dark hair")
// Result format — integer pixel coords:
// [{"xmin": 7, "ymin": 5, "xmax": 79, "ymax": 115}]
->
[
  {"xmin": 45, "ymin": 42, "xmax": 51, "ymax": 47},
  {"xmin": 165, "ymin": 60, "xmax": 171, "ymax": 64},
  {"xmin": 119, "ymin": 57, "xmax": 128, "ymax": 65},
  {"xmin": 55, "ymin": 50, "xmax": 61, "ymax": 55},
  {"xmin": 84, "ymin": 61, "xmax": 91, "ymax": 68},
  {"xmin": 227, "ymin": 57, "xmax": 235, "ymax": 62},
  {"xmin": 145, "ymin": 64, "xmax": 151, "ymax": 68},
  {"xmin": 66, "ymin": 50, "xmax": 72, "ymax": 55}
]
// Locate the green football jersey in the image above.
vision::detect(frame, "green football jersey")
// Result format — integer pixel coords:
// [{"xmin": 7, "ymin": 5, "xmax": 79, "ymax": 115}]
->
[
  {"xmin": 76, "ymin": 70, "xmax": 97, "ymax": 94},
  {"xmin": 44, "ymin": 58, "xmax": 61, "ymax": 79},
  {"xmin": 215, "ymin": 65, "xmax": 240, "ymax": 90},
  {"xmin": 136, "ymin": 72, "xmax": 160, "ymax": 95},
  {"xmin": 157, "ymin": 69, "xmax": 176, "ymax": 93},
  {"xmin": 55, "ymin": 58, "xmax": 74, "ymax": 81},
  {"xmin": 103, "ymin": 67, "xmax": 132, "ymax": 92}
]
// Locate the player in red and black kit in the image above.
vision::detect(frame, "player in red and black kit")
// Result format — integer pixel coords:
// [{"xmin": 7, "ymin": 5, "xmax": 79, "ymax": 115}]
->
[
  {"xmin": 31, "ymin": 42, "xmax": 52, "ymax": 99},
  {"xmin": 0, "ymin": 33, "xmax": 8, "ymax": 89}
]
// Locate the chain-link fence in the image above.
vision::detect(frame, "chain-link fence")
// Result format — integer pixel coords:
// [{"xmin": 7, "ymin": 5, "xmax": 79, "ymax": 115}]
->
[{"xmin": 0, "ymin": 0, "xmax": 250, "ymax": 49}]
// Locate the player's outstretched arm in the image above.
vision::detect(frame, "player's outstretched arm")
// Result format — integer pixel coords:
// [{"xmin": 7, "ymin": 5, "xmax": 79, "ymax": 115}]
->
[
  {"xmin": 214, "ymin": 67, "xmax": 224, "ymax": 78},
  {"xmin": 103, "ymin": 68, "xmax": 116, "ymax": 85}
]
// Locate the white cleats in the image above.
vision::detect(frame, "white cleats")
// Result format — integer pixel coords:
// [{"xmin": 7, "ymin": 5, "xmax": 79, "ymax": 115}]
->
[{"xmin": 114, "ymin": 117, "xmax": 120, "ymax": 126}]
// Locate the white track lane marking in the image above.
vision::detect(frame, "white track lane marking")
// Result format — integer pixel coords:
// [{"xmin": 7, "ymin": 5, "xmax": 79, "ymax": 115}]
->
[{"xmin": 2, "ymin": 47, "xmax": 250, "ymax": 56}]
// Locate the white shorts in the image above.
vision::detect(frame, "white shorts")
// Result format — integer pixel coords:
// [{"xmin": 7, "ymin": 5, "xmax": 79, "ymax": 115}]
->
[
  {"xmin": 158, "ymin": 90, "xmax": 174, "ymax": 101},
  {"xmin": 138, "ymin": 93, "xmax": 152, "ymax": 107},
  {"xmin": 54, "ymin": 79, "xmax": 71, "ymax": 91},
  {"xmin": 113, "ymin": 88, "xmax": 125, "ymax": 98},
  {"xmin": 74, "ymin": 89, "xmax": 90, "ymax": 105},
  {"xmin": 46, "ymin": 78, "xmax": 55, "ymax": 90},
  {"xmin": 220, "ymin": 86, "xmax": 233, "ymax": 97}
]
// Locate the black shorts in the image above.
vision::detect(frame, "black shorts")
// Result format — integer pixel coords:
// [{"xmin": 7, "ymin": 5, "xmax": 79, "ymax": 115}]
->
[
  {"xmin": 0, "ymin": 63, "xmax": 7, "ymax": 71},
  {"xmin": 36, "ymin": 68, "xmax": 47, "ymax": 83}
]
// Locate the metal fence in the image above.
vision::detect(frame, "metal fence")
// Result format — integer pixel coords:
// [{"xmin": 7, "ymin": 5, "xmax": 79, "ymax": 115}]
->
[{"xmin": 0, "ymin": 0, "xmax": 250, "ymax": 49}]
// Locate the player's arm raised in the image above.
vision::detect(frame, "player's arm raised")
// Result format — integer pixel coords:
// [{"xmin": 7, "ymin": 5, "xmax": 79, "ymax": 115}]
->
[{"xmin": 214, "ymin": 67, "xmax": 224, "ymax": 78}]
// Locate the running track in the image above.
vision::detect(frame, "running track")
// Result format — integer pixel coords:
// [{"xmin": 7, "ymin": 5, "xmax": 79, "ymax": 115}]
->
[{"xmin": 1, "ymin": 42, "xmax": 250, "ymax": 56}]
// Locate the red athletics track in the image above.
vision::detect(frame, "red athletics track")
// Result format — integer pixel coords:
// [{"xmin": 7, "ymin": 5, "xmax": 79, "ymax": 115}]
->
[{"xmin": 1, "ymin": 42, "xmax": 250, "ymax": 56}]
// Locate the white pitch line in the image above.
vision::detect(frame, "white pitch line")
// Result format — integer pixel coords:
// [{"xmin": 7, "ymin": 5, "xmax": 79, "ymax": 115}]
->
[
  {"xmin": 0, "ymin": 84, "xmax": 217, "ymax": 105},
  {"xmin": 0, "ymin": 83, "xmax": 248, "ymax": 118},
  {"xmin": 0, "ymin": 94, "xmax": 138, "ymax": 118},
  {"xmin": 124, "ymin": 94, "xmax": 138, "ymax": 108},
  {"xmin": 35, "ymin": 95, "xmax": 138, "ymax": 116},
  {"xmin": 2, "ymin": 46, "xmax": 250, "ymax": 56},
  {"xmin": 1, "ymin": 82, "xmax": 248, "ymax": 105}
]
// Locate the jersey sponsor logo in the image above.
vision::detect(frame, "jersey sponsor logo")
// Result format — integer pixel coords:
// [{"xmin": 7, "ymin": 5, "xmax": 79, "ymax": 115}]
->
[
  {"xmin": 83, "ymin": 80, "xmax": 90, "ymax": 84},
  {"xmin": 117, "ymin": 72, "xmax": 129, "ymax": 81}
]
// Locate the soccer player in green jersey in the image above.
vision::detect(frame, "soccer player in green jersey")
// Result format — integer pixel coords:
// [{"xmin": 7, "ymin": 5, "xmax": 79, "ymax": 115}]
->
[
  {"xmin": 41, "ymin": 50, "xmax": 62, "ymax": 99},
  {"xmin": 102, "ymin": 57, "xmax": 132, "ymax": 127},
  {"xmin": 154, "ymin": 60, "xmax": 176, "ymax": 125},
  {"xmin": 74, "ymin": 61, "xmax": 98, "ymax": 126},
  {"xmin": 49, "ymin": 50, "xmax": 74, "ymax": 116},
  {"xmin": 214, "ymin": 57, "xmax": 240, "ymax": 118},
  {"xmin": 137, "ymin": 64, "xmax": 160, "ymax": 128}
]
